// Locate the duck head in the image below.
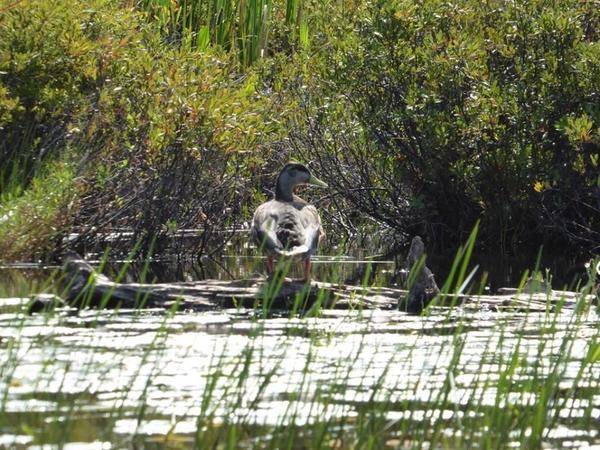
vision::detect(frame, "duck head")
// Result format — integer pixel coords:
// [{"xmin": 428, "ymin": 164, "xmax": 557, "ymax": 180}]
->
[{"xmin": 275, "ymin": 163, "xmax": 327, "ymax": 202}]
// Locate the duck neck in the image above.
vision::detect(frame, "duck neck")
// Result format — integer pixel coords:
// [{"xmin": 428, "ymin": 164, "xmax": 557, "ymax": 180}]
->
[{"xmin": 275, "ymin": 175, "xmax": 295, "ymax": 202}]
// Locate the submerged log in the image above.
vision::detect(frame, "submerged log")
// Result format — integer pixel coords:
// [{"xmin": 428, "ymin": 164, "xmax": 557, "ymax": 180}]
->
[
  {"xmin": 58, "ymin": 256, "xmax": 597, "ymax": 314},
  {"xmin": 27, "ymin": 294, "xmax": 66, "ymax": 314}
]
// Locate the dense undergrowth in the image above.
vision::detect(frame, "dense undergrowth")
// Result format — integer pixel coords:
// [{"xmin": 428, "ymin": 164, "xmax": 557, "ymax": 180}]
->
[
  {"xmin": 292, "ymin": 0, "xmax": 600, "ymax": 255},
  {"xmin": 0, "ymin": 0, "xmax": 599, "ymax": 262},
  {"xmin": 0, "ymin": 0, "xmax": 284, "ymax": 259}
]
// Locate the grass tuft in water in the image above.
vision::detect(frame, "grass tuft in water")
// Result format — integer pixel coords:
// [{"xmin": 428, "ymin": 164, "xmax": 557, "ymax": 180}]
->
[{"xmin": 1, "ymin": 235, "xmax": 599, "ymax": 448}]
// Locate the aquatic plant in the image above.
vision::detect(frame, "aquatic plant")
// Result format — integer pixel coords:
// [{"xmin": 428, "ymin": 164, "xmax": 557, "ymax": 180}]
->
[{"xmin": 1, "ymin": 237, "xmax": 599, "ymax": 448}]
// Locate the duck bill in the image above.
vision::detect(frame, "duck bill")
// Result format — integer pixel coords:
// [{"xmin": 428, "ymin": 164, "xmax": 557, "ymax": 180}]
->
[{"xmin": 307, "ymin": 175, "xmax": 328, "ymax": 188}]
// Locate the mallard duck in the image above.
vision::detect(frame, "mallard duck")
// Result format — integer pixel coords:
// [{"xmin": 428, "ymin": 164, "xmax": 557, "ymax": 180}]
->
[{"xmin": 251, "ymin": 163, "xmax": 328, "ymax": 281}]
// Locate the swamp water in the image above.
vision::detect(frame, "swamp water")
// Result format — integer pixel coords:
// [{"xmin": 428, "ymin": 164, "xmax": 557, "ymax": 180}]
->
[{"xmin": 0, "ymin": 243, "xmax": 599, "ymax": 449}]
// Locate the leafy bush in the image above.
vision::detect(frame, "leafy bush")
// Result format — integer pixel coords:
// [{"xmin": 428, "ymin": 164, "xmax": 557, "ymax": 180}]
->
[
  {"xmin": 0, "ymin": 162, "xmax": 78, "ymax": 261},
  {"xmin": 295, "ymin": 0, "xmax": 600, "ymax": 254},
  {"xmin": 65, "ymin": 15, "xmax": 282, "ymax": 256},
  {"xmin": 0, "ymin": 0, "xmax": 100, "ymax": 189},
  {"xmin": 0, "ymin": 0, "xmax": 283, "ymax": 261},
  {"xmin": 3, "ymin": 0, "xmax": 599, "ymax": 262}
]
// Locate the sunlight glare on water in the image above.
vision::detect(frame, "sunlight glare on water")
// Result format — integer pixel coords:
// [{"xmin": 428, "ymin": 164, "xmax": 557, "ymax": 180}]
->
[{"xmin": 0, "ymin": 294, "xmax": 599, "ymax": 448}]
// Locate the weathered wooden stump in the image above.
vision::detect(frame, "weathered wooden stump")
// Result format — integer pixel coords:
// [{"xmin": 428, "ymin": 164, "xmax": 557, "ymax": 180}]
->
[{"xmin": 402, "ymin": 236, "xmax": 440, "ymax": 313}]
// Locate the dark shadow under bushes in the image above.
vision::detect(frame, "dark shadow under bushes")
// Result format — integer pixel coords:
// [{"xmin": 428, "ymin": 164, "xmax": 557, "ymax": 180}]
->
[{"xmin": 69, "ymin": 143, "xmax": 248, "ymax": 259}]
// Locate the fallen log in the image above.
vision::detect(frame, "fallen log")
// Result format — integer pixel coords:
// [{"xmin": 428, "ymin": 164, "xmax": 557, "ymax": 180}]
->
[
  {"xmin": 56, "ymin": 257, "xmax": 597, "ymax": 314},
  {"xmin": 60, "ymin": 257, "xmax": 409, "ymax": 311}
]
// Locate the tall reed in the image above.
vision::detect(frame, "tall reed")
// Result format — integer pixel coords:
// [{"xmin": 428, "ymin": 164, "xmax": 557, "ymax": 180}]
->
[{"xmin": 139, "ymin": 0, "xmax": 306, "ymax": 66}]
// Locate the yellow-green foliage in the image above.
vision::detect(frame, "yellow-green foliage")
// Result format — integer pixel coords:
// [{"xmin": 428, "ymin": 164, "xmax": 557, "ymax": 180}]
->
[
  {"xmin": 86, "ymin": 37, "xmax": 274, "ymax": 159},
  {"xmin": 0, "ymin": 0, "xmax": 287, "ymax": 260},
  {"xmin": 0, "ymin": 0, "xmax": 99, "ymax": 121},
  {"xmin": 3, "ymin": 0, "xmax": 597, "ymax": 260},
  {"xmin": 0, "ymin": 0, "xmax": 277, "ymax": 156},
  {"xmin": 298, "ymin": 0, "xmax": 600, "ymax": 250},
  {"xmin": 0, "ymin": 163, "xmax": 78, "ymax": 261},
  {"xmin": 0, "ymin": 83, "xmax": 19, "ymax": 127},
  {"xmin": 0, "ymin": 0, "xmax": 110, "ymax": 260}
]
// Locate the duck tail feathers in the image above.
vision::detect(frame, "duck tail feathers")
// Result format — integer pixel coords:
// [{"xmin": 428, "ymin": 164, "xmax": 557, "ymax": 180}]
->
[{"xmin": 275, "ymin": 245, "xmax": 309, "ymax": 257}]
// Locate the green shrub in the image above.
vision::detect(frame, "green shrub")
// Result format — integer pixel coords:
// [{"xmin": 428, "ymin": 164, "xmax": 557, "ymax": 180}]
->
[
  {"xmin": 0, "ymin": 0, "xmax": 285, "ymax": 260},
  {"xmin": 0, "ymin": 162, "xmax": 78, "ymax": 261},
  {"xmin": 6, "ymin": 0, "xmax": 597, "ymax": 261},
  {"xmin": 64, "ymin": 14, "xmax": 282, "ymax": 256},
  {"xmin": 296, "ymin": 0, "xmax": 600, "ymax": 254},
  {"xmin": 0, "ymin": 0, "xmax": 101, "ymax": 189}
]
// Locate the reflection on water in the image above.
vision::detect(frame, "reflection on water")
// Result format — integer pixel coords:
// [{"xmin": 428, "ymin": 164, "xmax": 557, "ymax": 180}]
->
[
  {"xmin": 100, "ymin": 236, "xmax": 593, "ymax": 291},
  {"xmin": 0, "ymin": 236, "xmax": 598, "ymax": 448},
  {"xmin": 0, "ymin": 301, "xmax": 599, "ymax": 448},
  {"xmin": 0, "ymin": 231, "xmax": 589, "ymax": 292}
]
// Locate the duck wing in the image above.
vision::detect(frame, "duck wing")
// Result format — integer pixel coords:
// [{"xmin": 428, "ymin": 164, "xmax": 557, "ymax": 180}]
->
[
  {"xmin": 252, "ymin": 200, "xmax": 323, "ymax": 257},
  {"xmin": 252, "ymin": 201, "xmax": 286, "ymax": 254},
  {"xmin": 293, "ymin": 204, "xmax": 323, "ymax": 255}
]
